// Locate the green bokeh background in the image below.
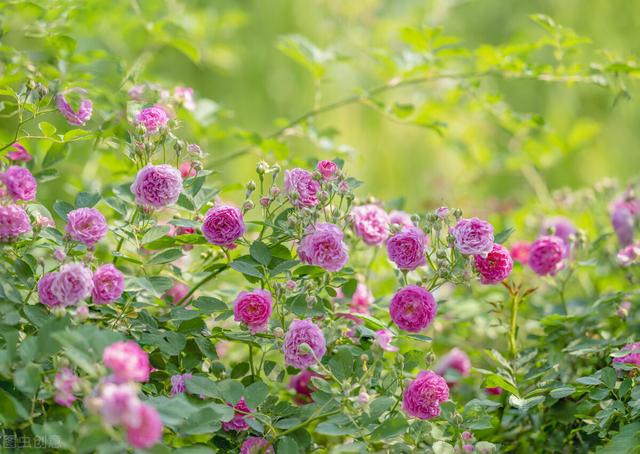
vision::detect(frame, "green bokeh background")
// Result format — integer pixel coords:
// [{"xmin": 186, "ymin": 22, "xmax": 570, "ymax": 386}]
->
[{"xmin": 2, "ymin": 0, "xmax": 638, "ymax": 216}]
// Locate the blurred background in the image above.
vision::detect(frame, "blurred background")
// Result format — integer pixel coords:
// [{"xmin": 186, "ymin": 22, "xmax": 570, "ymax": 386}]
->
[{"xmin": 1, "ymin": 0, "xmax": 639, "ymax": 225}]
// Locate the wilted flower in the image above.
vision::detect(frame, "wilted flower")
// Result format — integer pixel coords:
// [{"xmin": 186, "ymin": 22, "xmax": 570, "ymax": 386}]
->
[
  {"xmin": 240, "ymin": 437, "xmax": 274, "ymax": 454},
  {"xmin": 7, "ymin": 143, "xmax": 32, "ymax": 161},
  {"xmin": 56, "ymin": 89, "xmax": 92, "ymax": 126},
  {"xmin": 222, "ymin": 398, "xmax": 253, "ymax": 432},
  {"xmin": 374, "ymin": 329, "xmax": 399, "ymax": 352}
]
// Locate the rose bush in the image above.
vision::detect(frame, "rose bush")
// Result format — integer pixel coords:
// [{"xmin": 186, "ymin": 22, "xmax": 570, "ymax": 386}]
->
[{"xmin": 0, "ymin": 2, "xmax": 639, "ymax": 453}]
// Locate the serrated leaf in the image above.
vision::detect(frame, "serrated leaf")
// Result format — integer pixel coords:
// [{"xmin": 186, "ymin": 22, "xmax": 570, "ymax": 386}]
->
[
  {"xmin": 250, "ymin": 241, "xmax": 272, "ymax": 266},
  {"xmin": 75, "ymin": 191, "xmax": 101, "ymax": 208},
  {"xmin": 148, "ymin": 248, "xmax": 183, "ymax": 265}
]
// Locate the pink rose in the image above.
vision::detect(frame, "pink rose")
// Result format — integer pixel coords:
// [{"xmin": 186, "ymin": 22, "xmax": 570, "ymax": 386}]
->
[
  {"xmin": 298, "ymin": 223, "xmax": 349, "ymax": 272},
  {"xmin": 92, "ymin": 264, "xmax": 125, "ymax": 304},
  {"xmin": 350, "ymin": 283, "xmax": 373, "ymax": 315},
  {"xmin": 1, "ymin": 166, "xmax": 37, "ymax": 201},
  {"xmin": 375, "ymin": 329, "xmax": 399, "ymax": 352},
  {"xmin": 451, "ymin": 217, "xmax": 494, "ymax": 257},
  {"xmin": 222, "ymin": 398, "xmax": 253, "ymax": 432},
  {"xmin": 509, "ymin": 241, "xmax": 530, "ymax": 264},
  {"xmin": 351, "ymin": 204, "xmax": 390, "ymax": 246},
  {"xmin": 102, "ymin": 341, "xmax": 150, "ymax": 383},
  {"xmin": 131, "ymin": 164, "xmax": 183, "ymax": 209},
  {"xmin": 125, "ymin": 403, "xmax": 163, "ymax": 449},
  {"xmin": 56, "ymin": 89, "xmax": 92, "ymax": 126},
  {"xmin": 284, "ymin": 168, "xmax": 320, "ymax": 208},
  {"xmin": 233, "ymin": 289, "xmax": 273, "ymax": 334},
  {"xmin": 136, "ymin": 105, "xmax": 170, "ymax": 134},
  {"xmin": 435, "ymin": 348, "xmax": 471, "ymax": 386},
  {"xmin": 51, "ymin": 263, "xmax": 93, "ymax": 306},
  {"xmin": 386, "ymin": 226, "xmax": 428, "ymax": 271},
  {"xmin": 7, "ymin": 143, "xmax": 32, "ymax": 162},
  {"xmin": 316, "ymin": 160, "xmax": 338, "ymax": 180},
  {"xmin": 66, "ymin": 207, "xmax": 108, "ymax": 246},
  {"xmin": 0, "ymin": 204, "xmax": 32, "ymax": 242},
  {"xmin": 389, "ymin": 210, "xmax": 414, "ymax": 229}
]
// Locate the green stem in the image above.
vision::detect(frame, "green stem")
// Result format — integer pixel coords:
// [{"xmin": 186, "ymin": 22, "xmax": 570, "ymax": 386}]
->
[
  {"xmin": 177, "ymin": 265, "xmax": 229, "ymax": 306},
  {"xmin": 508, "ymin": 293, "xmax": 520, "ymax": 359},
  {"xmin": 274, "ymin": 407, "xmax": 341, "ymax": 441}
]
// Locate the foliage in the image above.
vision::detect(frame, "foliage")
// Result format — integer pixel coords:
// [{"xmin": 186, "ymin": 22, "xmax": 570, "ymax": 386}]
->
[{"xmin": 0, "ymin": 1, "xmax": 639, "ymax": 453}]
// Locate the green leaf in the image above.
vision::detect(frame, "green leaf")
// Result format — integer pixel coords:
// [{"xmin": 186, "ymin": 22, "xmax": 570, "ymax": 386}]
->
[
  {"xmin": 0, "ymin": 388, "xmax": 29, "ymax": 424},
  {"xmin": 75, "ymin": 191, "xmax": 101, "ymax": 208},
  {"xmin": 485, "ymin": 374, "xmax": 519, "ymax": 397},
  {"xmin": 53, "ymin": 200, "xmax": 74, "ymax": 221},
  {"xmin": 185, "ymin": 376, "xmax": 221, "ymax": 399},
  {"xmin": 42, "ymin": 144, "xmax": 68, "ymax": 168},
  {"xmin": 169, "ymin": 38, "xmax": 201, "ymax": 64},
  {"xmin": 193, "ymin": 296, "xmax": 227, "ymax": 313},
  {"xmin": 244, "ymin": 380, "xmax": 269, "ymax": 408},
  {"xmin": 576, "ymin": 375, "xmax": 602, "ymax": 386},
  {"xmin": 104, "ymin": 196, "xmax": 128, "ymax": 216},
  {"xmin": 39, "ymin": 121, "xmax": 57, "ymax": 137},
  {"xmin": 217, "ymin": 379, "xmax": 244, "ymax": 404},
  {"xmin": 315, "ymin": 421, "xmax": 358, "ymax": 436},
  {"xmin": 14, "ymin": 363, "xmax": 42, "ymax": 395},
  {"xmin": 270, "ymin": 260, "xmax": 299, "ymax": 276},
  {"xmin": 142, "ymin": 225, "xmax": 171, "ymax": 245},
  {"xmin": 495, "ymin": 227, "xmax": 515, "ymax": 244},
  {"xmin": 600, "ymin": 367, "xmax": 617, "ymax": 389},
  {"xmin": 508, "ymin": 395, "xmax": 545, "ymax": 413},
  {"xmin": 549, "ymin": 386, "xmax": 575, "ymax": 399},
  {"xmin": 230, "ymin": 260, "xmax": 264, "ymax": 278},
  {"xmin": 276, "ymin": 437, "xmax": 298, "ymax": 454},
  {"xmin": 597, "ymin": 422, "xmax": 640, "ymax": 454},
  {"xmin": 250, "ymin": 241, "xmax": 272, "ymax": 266},
  {"xmin": 370, "ymin": 414, "xmax": 408, "ymax": 440},
  {"xmin": 148, "ymin": 248, "xmax": 184, "ymax": 265}
]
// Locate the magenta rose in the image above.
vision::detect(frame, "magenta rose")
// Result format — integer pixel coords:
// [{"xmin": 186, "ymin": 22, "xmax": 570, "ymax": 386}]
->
[
  {"xmin": 92, "ymin": 264, "xmax": 125, "ymax": 304},
  {"xmin": 528, "ymin": 235, "xmax": 565, "ymax": 276},
  {"xmin": 451, "ymin": 217, "xmax": 494, "ymax": 257},
  {"xmin": 51, "ymin": 263, "xmax": 93, "ymax": 306},
  {"xmin": 540, "ymin": 216, "xmax": 575, "ymax": 256},
  {"xmin": 7, "ymin": 143, "xmax": 32, "ymax": 162},
  {"xmin": 473, "ymin": 243, "xmax": 513, "ymax": 284},
  {"xmin": 66, "ymin": 207, "xmax": 108, "ymax": 246},
  {"xmin": 0, "ymin": 204, "xmax": 32, "ymax": 242},
  {"xmin": 282, "ymin": 319, "xmax": 327, "ymax": 369},
  {"xmin": 53, "ymin": 368, "xmax": 79, "ymax": 407},
  {"xmin": 351, "ymin": 204, "xmax": 390, "ymax": 246},
  {"xmin": 402, "ymin": 370, "xmax": 449, "ymax": 420},
  {"xmin": 316, "ymin": 160, "xmax": 338, "ymax": 180},
  {"xmin": 99, "ymin": 382, "xmax": 142, "ymax": 427},
  {"xmin": 612, "ymin": 342, "xmax": 640, "ymax": 367},
  {"xmin": 233, "ymin": 289, "xmax": 273, "ymax": 334},
  {"xmin": 202, "ymin": 205, "xmax": 246, "ymax": 247},
  {"xmin": 386, "ymin": 226, "xmax": 427, "ymax": 271},
  {"xmin": 389, "ymin": 285, "xmax": 437, "ymax": 332},
  {"xmin": 240, "ymin": 437, "xmax": 274, "ymax": 454},
  {"xmin": 130, "ymin": 164, "xmax": 183, "ymax": 209},
  {"xmin": 298, "ymin": 223, "xmax": 349, "ymax": 272},
  {"xmin": 288, "ymin": 369, "xmax": 321, "ymax": 405},
  {"xmin": 349, "ymin": 282, "xmax": 373, "ymax": 315},
  {"xmin": 222, "ymin": 398, "xmax": 253, "ymax": 432},
  {"xmin": 2, "ymin": 166, "xmax": 37, "ymax": 201},
  {"xmin": 102, "ymin": 340, "xmax": 150, "ymax": 383},
  {"xmin": 284, "ymin": 168, "xmax": 320, "ymax": 208}
]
